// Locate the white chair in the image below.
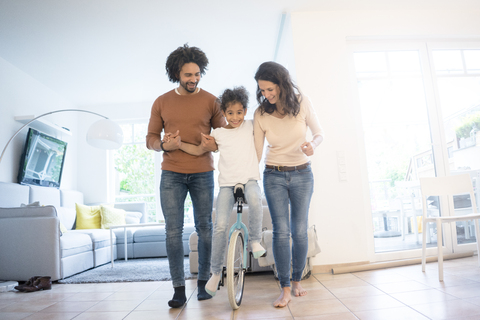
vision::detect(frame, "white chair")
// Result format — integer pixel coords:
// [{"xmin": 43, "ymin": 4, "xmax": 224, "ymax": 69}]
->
[
  {"xmin": 420, "ymin": 174, "xmax": 480, "ymax": 281},
  {"xmin": 394, "ymin": 181, "xmax": 424, "ymax": 243}
]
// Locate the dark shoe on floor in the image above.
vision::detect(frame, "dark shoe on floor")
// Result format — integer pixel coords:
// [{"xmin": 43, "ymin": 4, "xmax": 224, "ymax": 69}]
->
[
  {"xmin": 14, "ymin": 276, "xmax": 41, "ymax": 292},
  {"xmin": 168, "ymin": 286, "xmax": 186, "ymax": 308},
  {"xmin": 23, "ymin": 276, "xmax": 52, "ymax": 292},
  {"xmin": 197, "ymin": 279, "xmax": 213, "ymax": 301}
]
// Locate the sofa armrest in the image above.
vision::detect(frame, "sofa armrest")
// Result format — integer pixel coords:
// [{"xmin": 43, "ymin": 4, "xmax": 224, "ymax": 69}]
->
[
  {"xmin": 114, "ymin": 202, "xmax": 148, "ymax": 223},
  {"xmin": 0, "ymin": 205, "xmax": 57, "ymax": 219},
  {"xmin": 0, "ymin": 215, "xmax": 61, "ymax": 281}
]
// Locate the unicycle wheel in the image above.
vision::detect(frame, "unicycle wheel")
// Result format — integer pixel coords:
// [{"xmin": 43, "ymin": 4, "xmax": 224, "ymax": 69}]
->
[{"xmin": 227, "ymin": 229, "xmax": 245, "ymax": 309}]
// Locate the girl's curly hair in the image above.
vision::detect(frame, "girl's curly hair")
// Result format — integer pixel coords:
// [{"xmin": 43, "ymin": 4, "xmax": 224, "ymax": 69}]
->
[
  {"xmin": 254, "ymin": 61, "xmax": 302, "ymax": 116},
  {"xmin": 165, "ymin": 44, "xmax": 209, "ymax": 83},
  {"xmin": 217, "ymin": 86, "xmax": 249, "ymax": 112}
]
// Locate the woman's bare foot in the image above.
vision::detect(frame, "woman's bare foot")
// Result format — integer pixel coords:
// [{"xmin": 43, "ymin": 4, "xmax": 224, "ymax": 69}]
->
[
  {"xmin": 292, "ymin": 281, "xmax": 307, "ymax": 297},
  {"xmin": 273, "ymin": 287, "xmax": 291, "ymax": 307}
]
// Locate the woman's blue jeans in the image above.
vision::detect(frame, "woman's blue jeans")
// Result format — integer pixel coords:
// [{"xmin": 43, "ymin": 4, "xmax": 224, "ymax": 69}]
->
[
  {"xmin": 210, "ymin": 180, "xmax": 263, "ymax": 275},
  {"xmin": 263, "ymin": 165, "xmax": 314, "ymax": 288},
  {"xmin": 160, "ymin": 170, "xmax": 214, "ymax": 288}
]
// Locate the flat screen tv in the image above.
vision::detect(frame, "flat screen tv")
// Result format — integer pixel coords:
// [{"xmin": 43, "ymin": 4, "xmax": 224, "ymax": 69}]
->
[{"xmin": 17, "ymin": 128, "xmax": 68, "ymax": 188}]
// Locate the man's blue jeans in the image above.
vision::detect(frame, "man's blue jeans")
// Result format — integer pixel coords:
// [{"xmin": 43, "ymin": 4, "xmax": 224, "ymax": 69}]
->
[
  {"xmin": 210, "ymin": 180, "xmax": 263, "ymax": 275},
  {"xmin": 160, "ymin": 170, "xmax": 214, "ymax": 288},
  {"xmin": 263, "ymin": 164, "xmax": 314, "ymax": 288}
]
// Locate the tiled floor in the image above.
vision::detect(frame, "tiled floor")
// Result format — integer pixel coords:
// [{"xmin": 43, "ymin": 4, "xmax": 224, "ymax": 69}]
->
[{"xmin": 2, "ymin": 256, "xmax": 480, "ymax": 319}]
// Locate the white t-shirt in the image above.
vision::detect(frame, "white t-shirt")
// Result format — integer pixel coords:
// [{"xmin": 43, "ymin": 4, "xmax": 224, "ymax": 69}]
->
[{"xmin": 210, "ymin": 120, "xmax": 260, "ymax": 187}]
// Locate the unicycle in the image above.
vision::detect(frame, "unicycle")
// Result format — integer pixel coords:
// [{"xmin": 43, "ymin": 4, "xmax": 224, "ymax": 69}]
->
[{"xmin": 226, "ymin": 183, "xmax": 249, "ymax": 309}]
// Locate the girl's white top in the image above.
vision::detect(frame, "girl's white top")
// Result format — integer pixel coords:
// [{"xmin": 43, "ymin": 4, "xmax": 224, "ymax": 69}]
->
[{"xmin": 210, "ymin": 120, "xmax": 260, "ymax": 187}]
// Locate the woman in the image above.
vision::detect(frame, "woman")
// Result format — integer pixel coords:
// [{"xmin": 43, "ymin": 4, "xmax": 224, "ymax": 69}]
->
[{"xmin": 253, "ymin": 61, "xmax": 324, "ymax": 308}]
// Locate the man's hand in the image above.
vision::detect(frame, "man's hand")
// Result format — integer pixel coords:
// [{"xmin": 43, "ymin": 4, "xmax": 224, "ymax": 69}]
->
[
  {"xmin": 301, "ymin": 141, "xmax": 314, "ymax": 156},
  {"xmin": 200, "ymin": 133, "xmax": 218, "ymax": 152},
  {"xmin": 162, "ymin": 130, "xmax": 181, "ymax": 151}
]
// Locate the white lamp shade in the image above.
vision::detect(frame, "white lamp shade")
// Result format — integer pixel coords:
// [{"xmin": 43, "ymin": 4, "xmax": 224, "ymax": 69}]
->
[{"xmin": 86, "ymin": 119, "xmax": 124, "ymax": 149}]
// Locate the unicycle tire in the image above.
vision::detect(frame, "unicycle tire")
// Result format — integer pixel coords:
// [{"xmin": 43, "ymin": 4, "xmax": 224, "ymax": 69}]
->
[{"xmin": 227, "ymin": 229, "xmax": 245, "ymax": 309}]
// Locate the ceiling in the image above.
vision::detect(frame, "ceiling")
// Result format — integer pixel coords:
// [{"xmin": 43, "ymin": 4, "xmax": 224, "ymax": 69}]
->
[{"xmin": 1, "ymin": 0, "xmax": 480, "ymax": 108}]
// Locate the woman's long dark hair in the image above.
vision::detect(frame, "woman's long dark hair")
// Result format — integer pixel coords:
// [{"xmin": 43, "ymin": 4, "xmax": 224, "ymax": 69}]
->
[
  {"xmin": 254, "ymin": 61, "xmax": 302, "ymax": 116},
  {"xmin": 165, "ymin": 44, "xmax": 209, "ymax": 83}
]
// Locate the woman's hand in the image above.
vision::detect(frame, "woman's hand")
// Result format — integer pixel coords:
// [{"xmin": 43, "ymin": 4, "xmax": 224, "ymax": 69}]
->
[{"xmin": 300, "ymin": 141, "xmax": 314, "ymax": 156}]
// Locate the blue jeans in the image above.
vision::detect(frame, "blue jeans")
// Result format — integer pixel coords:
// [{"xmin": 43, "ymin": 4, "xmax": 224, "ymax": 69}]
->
[
  {"xmin": 210, "ymin": 180, "xmax": 263, "ymax": 275},
  {"xmin": 263, "ymin": 164, "xmax": 314, "ymax": 288},
  {"xmin": 160, "ymin": 170, "xmax": 214, "ymax": 287}
]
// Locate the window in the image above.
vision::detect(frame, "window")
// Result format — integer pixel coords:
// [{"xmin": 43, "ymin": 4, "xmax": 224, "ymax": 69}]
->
[{"xmin": 112, "ymin": 122, "xmax": 157, "ymax": 222}]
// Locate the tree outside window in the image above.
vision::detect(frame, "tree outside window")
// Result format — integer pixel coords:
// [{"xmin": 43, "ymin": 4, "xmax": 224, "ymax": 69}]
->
[{"xmin": 113, "ymin": 123, "xmax": 157, "ymax": 222}]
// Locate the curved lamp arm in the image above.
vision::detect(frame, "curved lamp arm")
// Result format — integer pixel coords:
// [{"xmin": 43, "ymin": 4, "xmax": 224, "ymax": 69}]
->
[{"xmin": 0, "ymin": 109, "xmax": 123, "ymax": 165}]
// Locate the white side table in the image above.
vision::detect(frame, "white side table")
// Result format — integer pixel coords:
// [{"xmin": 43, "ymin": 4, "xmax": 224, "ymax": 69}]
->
[{"xmin": 109, "ymin": 223, "xmax": 162, "ymax": 267}]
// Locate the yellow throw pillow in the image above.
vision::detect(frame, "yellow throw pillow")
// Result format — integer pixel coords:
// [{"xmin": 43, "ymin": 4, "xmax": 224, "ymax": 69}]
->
[
  {"xmin": 75, "ymin": 203, "xmax": 102, "ymax": 229},
  {"xmin": 100, "ymin": 205, "xmax": 126, "ymax": 229}
]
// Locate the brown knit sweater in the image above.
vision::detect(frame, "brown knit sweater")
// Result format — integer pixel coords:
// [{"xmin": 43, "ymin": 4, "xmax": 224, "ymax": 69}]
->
[{"xmin": 146, "ymin": 89, "xmax": 226, "ymax": 173}]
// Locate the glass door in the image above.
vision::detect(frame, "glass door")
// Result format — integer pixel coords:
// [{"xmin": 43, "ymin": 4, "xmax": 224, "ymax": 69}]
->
[
  {"xmin": 352, "ymin": 45, "xmax": 437, "ymax": 253},
  {"xmin": 352, "ymin": 40, "xmax": 480, "ymax": 256},
  {"xmin": 428, "ymin": 43, "xmax": 480, "ymax": 252}
]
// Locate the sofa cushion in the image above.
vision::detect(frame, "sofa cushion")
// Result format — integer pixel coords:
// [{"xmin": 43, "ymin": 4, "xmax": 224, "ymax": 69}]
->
[
  {"xmin": 60, "ymin": 189, "xmax": 84, "ymax": 208},
  {"xmin": 133, "ymin": 226, "xmax": 166, "ymax": 243},
  {"xmin": 0, "ymin": 182, "xmax": 29, "ymax": 207},
  {"xmin": 134, "ymin": 224, "xmax": 195, "ymax": 244},
  {"xmin": 60, "ymin": 232, "xmax": 93, "ymax": 258},
  {"xmin": 29, "ymin": 185, "xmax": 61, "ymax": 208},
  {"xmin": 100, "ymin": 205, "xmax": 126, "ymax": 229},
  {"xmin": 70, "ymin": 229, "xmax": 115, "ymax": 250},
  {"xmin": 75, "ymin": 203, "xmax": 102, "ymax": 229},
  {"xmin": 113, "ymin": 228, "xmax": 135, "ymax": 244}
]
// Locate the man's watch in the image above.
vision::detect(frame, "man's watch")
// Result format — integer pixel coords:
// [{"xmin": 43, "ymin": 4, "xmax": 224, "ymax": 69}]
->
[{"xmin": 160, "ymin": 141, "xmax": 168, "ymax": 152}]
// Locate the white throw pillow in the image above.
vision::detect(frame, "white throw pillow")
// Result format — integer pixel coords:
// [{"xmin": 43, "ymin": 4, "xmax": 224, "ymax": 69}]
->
[
  {"xmin": 125, "ymin": 211, "xmax": 142, "ymax": 224},
  {"xmin": 20, "ymin": 201, "xmax": 40, "ymax": 207}
]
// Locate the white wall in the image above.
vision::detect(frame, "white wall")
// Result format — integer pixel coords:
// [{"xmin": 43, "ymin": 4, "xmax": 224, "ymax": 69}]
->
[
  {"xmin": 75, "ymin": 101, "xmax": 153, "ymax": 204},
  {"xmin": 0, "ymin": 57, "xmax": 79, "ymax": 190},
  {"xmin": 291, "ymin": 9, "xmax": 480, "ymax": 266},
  {"xmin": 0, "ymin": 53, "xmax": 155, "ymax": 203}
]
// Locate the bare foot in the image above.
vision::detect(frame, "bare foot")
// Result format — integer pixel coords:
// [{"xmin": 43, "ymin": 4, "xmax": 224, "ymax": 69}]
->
[
  {"xmin": 273, "ymin": 287, "xmax": 291, "ymax": 307},
  {"xmin": 292, "ymin": 281, "xmax": 307, "ymax": 297}
]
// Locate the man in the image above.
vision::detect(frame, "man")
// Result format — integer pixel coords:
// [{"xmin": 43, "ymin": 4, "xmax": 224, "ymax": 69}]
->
[{"xmin": 146, "ymin": 44, "xmax": 226, "ymax": 308}]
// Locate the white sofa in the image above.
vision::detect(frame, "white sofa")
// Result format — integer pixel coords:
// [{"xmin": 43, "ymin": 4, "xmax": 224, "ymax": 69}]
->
[{"xmin": 0, "ymin": 182, "xmax": 195, "ymax": 282}]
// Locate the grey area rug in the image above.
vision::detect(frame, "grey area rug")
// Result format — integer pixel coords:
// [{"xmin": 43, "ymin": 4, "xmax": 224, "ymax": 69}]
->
[{"xmin": 58, "ymin": 257, "xmax": 195, "ymax": 284}]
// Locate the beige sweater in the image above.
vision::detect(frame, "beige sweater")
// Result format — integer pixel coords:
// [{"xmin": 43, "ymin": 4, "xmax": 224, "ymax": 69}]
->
[{"xmin": 253, "ymin": 97, "xmax": 324, "ymax": 166}]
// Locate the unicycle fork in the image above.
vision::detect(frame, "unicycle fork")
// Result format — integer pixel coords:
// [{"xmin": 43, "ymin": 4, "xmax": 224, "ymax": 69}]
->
[{"xmin": 225, "ymin": 183, "xmax": 249, "ymax": 309}]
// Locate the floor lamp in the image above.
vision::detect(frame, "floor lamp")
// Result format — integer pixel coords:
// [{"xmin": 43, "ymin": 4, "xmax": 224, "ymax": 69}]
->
[{"xmin": 0, "ymin": 109, "xmax": 124, "ymax": 165}]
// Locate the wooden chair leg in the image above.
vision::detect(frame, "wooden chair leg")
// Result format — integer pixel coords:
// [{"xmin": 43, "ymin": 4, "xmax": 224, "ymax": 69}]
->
[{"xmin": 437, "ymin": 219, "xmax": 443, "ymax": 282}]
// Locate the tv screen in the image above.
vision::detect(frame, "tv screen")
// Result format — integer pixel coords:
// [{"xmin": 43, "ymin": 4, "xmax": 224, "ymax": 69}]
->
[{"xmin": 17, "ymin": 128, "xmax": 68, "ymax": 188}]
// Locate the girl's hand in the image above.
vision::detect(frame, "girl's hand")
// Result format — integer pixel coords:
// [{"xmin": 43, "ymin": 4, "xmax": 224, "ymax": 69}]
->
[
  {"xmin": 201, "ymin": 133, "xmax": 218, "ymax": 152},
  {"xmin": 301, "ymin": 141, "xmax": 314, "ymax": 156},
  {"xmin": 162, "ymin": 130, "xmax": 181, "ymax": 151}
]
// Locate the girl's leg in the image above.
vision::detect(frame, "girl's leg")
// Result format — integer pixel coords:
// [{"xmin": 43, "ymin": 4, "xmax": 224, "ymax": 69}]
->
[
  {"xmin": 244, "ymin": 180, "xmax": 265, "ymax": 258},
  {"xmin": 206, "ymin": 186, "xmax": 234, "ymax": 296},
  {"xmin": 290, "ymin": 165, "xmax": 314, "ymax": 297}
]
